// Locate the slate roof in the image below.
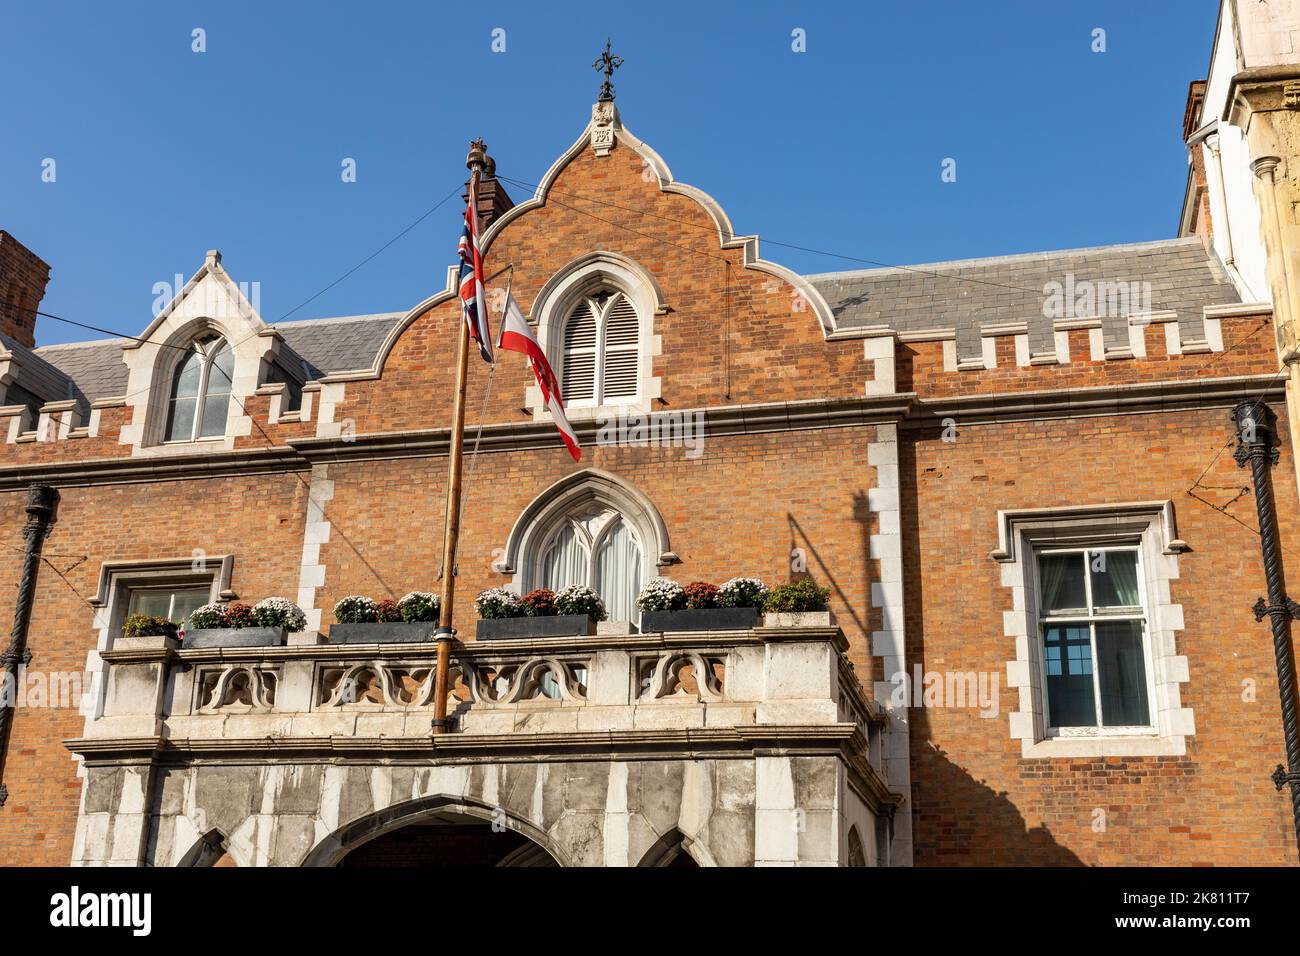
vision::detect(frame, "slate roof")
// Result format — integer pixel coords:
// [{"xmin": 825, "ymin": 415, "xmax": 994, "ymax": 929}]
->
[
  {"xmin": 16, "ymin": 237, "xmax": 1244, "ymax": 409},
  {"xmin": 29, "ymin": 312, "xmax": 405, "ymax": 413},
  {"xmin": 806, "ymin": 237, "xmax": 1241, "ymax": 359}
]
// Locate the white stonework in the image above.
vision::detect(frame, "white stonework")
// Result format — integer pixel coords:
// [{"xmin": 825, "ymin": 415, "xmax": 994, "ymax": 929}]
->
[
  {"xmin": 296, "ymin": 465, "xmax": 334, "ymax": 635},
  {"xmin": 116, "ymin": 250, "xmax": 285, "ymax": 455},
  {"xmin": 862, "ymin": 335, "xmax": 896, "ymax": 396},
  {"xmin": 867, "ymin": 422, "xmax": 911, "ymax": 865},
  {"xmin": 69, "ymin": 628, "xmax": 898, "ymax": 867},
  {"xmin": 992, "ymin": 502, "xmax": 1195, "ymax": 758}
]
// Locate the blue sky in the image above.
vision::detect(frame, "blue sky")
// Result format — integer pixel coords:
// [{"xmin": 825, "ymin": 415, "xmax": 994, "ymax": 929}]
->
[{"xmin": 2, "ymin": 1, "xmax": 1221, "ymax": 346}]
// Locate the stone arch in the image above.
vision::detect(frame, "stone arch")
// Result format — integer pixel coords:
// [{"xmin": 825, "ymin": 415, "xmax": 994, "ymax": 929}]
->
[
  {"xmin": 526, "ymin": 251, "xmax": 663, "ymax": 417},
  {"xmin": 176, "ymin": 827, "xmax": 236, "ymax": 867},
  {"xmin": 299, "ymin": 793, "xmax": 569, "ymax": 868},
  {"xmin": 636, "ymin": 828, "xmax": 717, "ymax": 867},
  {"xmin": 497, "ymin": 468, "xmax": 677, "ymax": 585},
  {"xmin": 846, "ymin": 825, "xmax": 867, "ymax": 867}
]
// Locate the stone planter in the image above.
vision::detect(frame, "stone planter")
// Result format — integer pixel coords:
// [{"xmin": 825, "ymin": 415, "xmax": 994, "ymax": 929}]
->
[
  {"xmin": 640, "ymin": 607, "xmax": 760, "ymax": 633},
  {"xmin": 327, "ymin": 622, "xmax": 437, "ymax": 644},
  {"xmin": 476, "ymin": 614, "xmax": 597, "ymax": 641},
  {"xmin": 184, "ymin": 626, "xmax": 286, "ymax": 649},
  {"xmin": 762, "ymin": 610, "xmax": 833, "ymax": 627}
]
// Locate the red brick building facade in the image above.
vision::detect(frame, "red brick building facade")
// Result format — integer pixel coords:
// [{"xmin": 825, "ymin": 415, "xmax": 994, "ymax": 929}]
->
[{"xmin": 0, "ymin": 96, "xmax": 1295, "ymax": 866}]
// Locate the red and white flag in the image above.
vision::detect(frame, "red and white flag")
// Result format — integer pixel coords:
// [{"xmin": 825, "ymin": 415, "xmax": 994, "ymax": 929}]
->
[{"xmin": 497, "ymin": 291, "xmax": 581, "ymax": 461}]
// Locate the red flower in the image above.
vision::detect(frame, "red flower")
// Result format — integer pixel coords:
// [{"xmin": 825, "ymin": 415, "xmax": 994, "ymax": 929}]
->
[
  {"xmin": 224, "ymin": 602, "xmax": 256, "ymax": 628},
  {"xmin": 375, "ymin": 598, "xmax": 402, "ymax": 623},
  {"xmin": 682, "ymin": 581, "xmax": 720, "ymax": 610},
  {"xmin": 521, "ymin": 588, "xmax": 557, "ymax": 617}
]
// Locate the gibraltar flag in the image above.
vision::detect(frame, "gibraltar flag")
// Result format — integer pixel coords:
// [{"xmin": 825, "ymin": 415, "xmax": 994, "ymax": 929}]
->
[{"xmin": 498, "ymin": 292, "xmax": 581, "ymax": 461}]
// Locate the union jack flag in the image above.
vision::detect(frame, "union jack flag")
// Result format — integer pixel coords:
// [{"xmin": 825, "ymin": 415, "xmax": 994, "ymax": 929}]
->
[{"xmin": 458, "ymin": 190, "xmax": 493, "ymax": 363}]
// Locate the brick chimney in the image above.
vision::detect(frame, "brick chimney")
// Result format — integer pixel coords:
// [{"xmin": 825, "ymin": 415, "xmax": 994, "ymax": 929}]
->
[
  {"xmin": 462, "ymin": 151, "xmax": 515, "ymax": 231},
  {"xmin": 0, "ymin": 231, "xmax": 50, "ymax": 347}
]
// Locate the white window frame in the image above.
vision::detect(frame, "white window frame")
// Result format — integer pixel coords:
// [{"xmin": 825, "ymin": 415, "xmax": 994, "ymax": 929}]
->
[
  {"xmin": 163, "ymin": 335, "xmax": 234, "ymax": 444},
  {"xmin": 992, "ymin": 502, "xmax": 1194, "ymax": 758},
  {"xmin": 529, "ymin": 253, "xmax": 663, "ymax": 422},
  {"xmin": 1032, "ymin": 543, "xmax": 1160, "ymax": 738},
  {"xmin": 81, "ymin": 557, "xmax": 234, "ymax": 723},
  {"xmin": 125, "ymin": 583, "xmax": 214, "ymax": 623}
]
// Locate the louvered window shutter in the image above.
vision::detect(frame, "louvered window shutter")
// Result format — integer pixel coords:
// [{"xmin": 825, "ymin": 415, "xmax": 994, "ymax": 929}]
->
[
  {"xmin": 563, "ymin": 300, "xmax": 598, "ymax": 401},
  {"xmin": 601, "ymin": 294, "xmax": 640, "ymax": 399}
]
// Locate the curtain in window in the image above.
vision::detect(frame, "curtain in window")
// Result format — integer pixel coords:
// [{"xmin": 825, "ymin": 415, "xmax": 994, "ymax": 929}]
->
[
  {"xmin": 1095, "ymin": 621, "xmax": 1150, "ymax": 725},
  {"xmin": 596, "ymin": 518, "xmax": 641, "ymax": 622},
  {"xmin": 1037, "ymin": 554, "xmax": 1082, "ymax": 612},
  {"xmin": 542, "ymin": 523, "xmax": 587, "ymax": 593},
  {"xmin": 1091, "ymin": 551, "xmax": 1140, "ymax": 607}
]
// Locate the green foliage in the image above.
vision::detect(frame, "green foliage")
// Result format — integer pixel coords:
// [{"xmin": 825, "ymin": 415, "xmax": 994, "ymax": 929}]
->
[
  {"xmin": 762, "ymin": 579, "xmax": 830, "ymax": 613},
  {"xmin": 122, "ymin": 614, "xmax": 177, "ymax": 638}
]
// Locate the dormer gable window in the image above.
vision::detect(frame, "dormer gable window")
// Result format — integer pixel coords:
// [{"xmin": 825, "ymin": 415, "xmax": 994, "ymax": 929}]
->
[{"xmin": 165, "ymin": 335, "xmax": 233, "ymax": 442}]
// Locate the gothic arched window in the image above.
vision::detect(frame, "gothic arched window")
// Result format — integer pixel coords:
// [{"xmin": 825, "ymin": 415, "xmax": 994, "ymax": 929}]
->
[
  {"xmin": 165, "ymin": 335, "xmax": 234, "ymax": 442},
  {"xmin": 538, "ymin": 508, "xmax": 643, "ymax": 622},
  {"xmin": 561, "ymin": 290, "xmax": 640, "ymax": 405}
]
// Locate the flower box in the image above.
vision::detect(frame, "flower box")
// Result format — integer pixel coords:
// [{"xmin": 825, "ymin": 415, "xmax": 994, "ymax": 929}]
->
[
  {"xmin": 184, "ymin": 626, "xmax": 286, "ymax": 649},
  {"xmin": 475, "ymin": 614, "xmax": 597, "ymax": 641},
  {"xmin": 640, "ymin": 607, "xmax": 760, "ymax": 633},
  {"xmin": 762, "ymin": 610, "xmax": 834, "ymax": 627},
  {"xmin": 326, "ymin": 622, "xmax": 437, "ymax": 644}
]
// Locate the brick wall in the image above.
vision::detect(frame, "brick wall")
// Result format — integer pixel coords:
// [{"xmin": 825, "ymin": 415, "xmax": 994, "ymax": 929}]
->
[
  {"xmin": 903, "ymin": 407, "xmax": 1300, "ymax": 865},
  {"xmin": 0, "ymin": 128, "xmax": 1294, "ymax": 867},
  {"xmin": 0, "ymin": 231, "xmax": 50, "ymax": 348}
]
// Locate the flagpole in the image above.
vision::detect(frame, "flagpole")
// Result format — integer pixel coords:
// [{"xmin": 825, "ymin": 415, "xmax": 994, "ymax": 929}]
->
[{"xmin": 432, "ymin": 141, "xmax": 485, "ymax": 735}]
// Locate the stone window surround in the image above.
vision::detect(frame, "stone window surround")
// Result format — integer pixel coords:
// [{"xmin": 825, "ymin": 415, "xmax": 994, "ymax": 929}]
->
[
  {"xmin": 528, "ymin": 251, "xmax": 664, "ymax": 421},
  {"xmin": 117, "ymin": 251, "xmax": 284, "ymax": 456},
  {"xmin": 495, "ymin": 468, "xmax": 678, "ymax": 603},
  {"xmin": 82, "ymin": 556, "xmax": 234, "ymax": 722},
  {"xmin": 991, "ymin": 501, "xmax": 1194, "ymax": 758}
]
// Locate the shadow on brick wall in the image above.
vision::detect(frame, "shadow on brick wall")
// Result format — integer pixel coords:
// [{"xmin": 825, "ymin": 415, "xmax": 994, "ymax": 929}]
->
[
  {"xmin": 908, "ymin": 699, "xmax": 1084, "ymax": 865},
  {"xmin": 897, "ymin": 429, "xmax": 1083, "ymax": 865}
]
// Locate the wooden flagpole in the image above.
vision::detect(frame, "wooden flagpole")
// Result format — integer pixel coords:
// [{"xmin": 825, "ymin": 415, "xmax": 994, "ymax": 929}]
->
[{"xmin": 432, "ymin": 140, "xmax": 486, "ymax": 735}]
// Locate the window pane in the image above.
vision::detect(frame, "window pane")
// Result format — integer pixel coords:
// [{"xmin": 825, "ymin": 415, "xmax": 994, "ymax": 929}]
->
[
  {"xmin": 171, "ymin": 351, "xmax": 203, "ymax": 399},
  {"xmin": 542, "ymin": 524, "xmax": 587, "ymax": 592},
  {"xmin": 172, "ymin": 587, "xmax": 211, "ymax": 622},
  {"xmin": 1096, "ymin": 620, "xmax": 1150, "ymax": 726},
  {"xmin": 1090, "ymin": 550, "xmax": 1140, "ymax": 608},
  {"xmin": 128, "ymin": 590, "xmax": 173, "ymax": 618},
  {"xmin": 596, "ymin": 518, "xmax": 641, "ymax": 622},
  {"xmin": 166, "ymin": 397, "xmax": 197, "ymax": 441},
  {"xmin": 207, "ymin": 343, "xmax": 234, "ymax": 395},
  {"xmin": 1037, "ymin": 553, "xmax": 1086, "ymax": 612},
  {"xmin": 198, "ymin": 390, "xmax": 231, "ymax": 437},
  {"xmin": 1044, "ymin": 625, "xmax": 1096, "ymax": 727}
]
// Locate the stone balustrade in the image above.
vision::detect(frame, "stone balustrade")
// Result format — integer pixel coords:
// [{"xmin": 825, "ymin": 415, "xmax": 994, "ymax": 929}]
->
[{"xmin": 68, "ymin": 626, "xmax": 901, "ymax": 867}]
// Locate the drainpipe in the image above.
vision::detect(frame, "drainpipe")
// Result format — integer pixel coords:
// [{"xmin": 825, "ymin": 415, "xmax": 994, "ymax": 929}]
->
[
  {"xmin": 0, "ymin": 484, "xmax": 59, "ymax": 809},
  {"xmin": 1233, "ymin": 401, "xmax": 1300, "ymax": 859}
]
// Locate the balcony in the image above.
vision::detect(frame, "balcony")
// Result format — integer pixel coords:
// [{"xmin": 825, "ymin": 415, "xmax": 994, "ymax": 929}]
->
[{"xmin": 68, "ymin": 625, "xmax": 902, "ymax": 867}]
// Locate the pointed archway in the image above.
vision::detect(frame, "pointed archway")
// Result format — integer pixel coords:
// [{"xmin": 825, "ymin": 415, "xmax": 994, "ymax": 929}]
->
[{"xmin": 301, "ymin": 794, "xmax": 566, "ymax": 867}]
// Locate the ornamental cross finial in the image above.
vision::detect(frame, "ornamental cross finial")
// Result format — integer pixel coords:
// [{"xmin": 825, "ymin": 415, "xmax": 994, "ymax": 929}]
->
[{"xmin": 593, "ymin": 38, "xmax": 623, "ymax": 102}]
